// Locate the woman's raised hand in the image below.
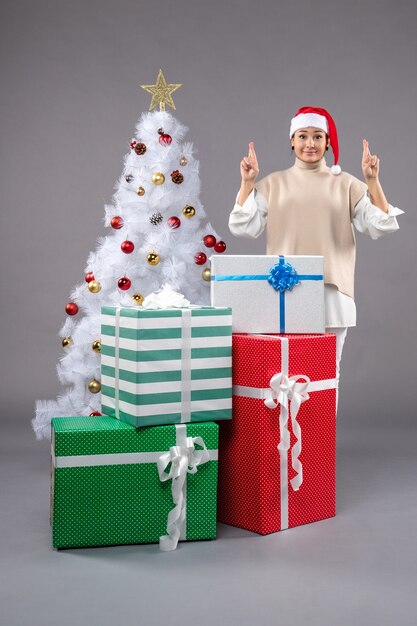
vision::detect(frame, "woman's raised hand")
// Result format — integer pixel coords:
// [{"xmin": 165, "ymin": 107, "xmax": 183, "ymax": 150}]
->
[
  {"xmin": 240, "ymin": 142, "xmax": 259, "ymax": 184},
  {"xmin": 362, "ymin": 139, "xmax": 380, "ymax": 181}
]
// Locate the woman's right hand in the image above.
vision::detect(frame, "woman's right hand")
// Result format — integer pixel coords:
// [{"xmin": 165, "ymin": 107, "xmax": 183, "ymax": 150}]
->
[{"xmin": 240, "ymin": 142, "xmax": 259, "ymax": 184}]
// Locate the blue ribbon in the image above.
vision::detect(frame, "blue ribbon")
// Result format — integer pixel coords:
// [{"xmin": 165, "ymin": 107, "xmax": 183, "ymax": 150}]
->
[{"xmin": 212, "ymin": 256, "xmax": 323, "ymax": 333}]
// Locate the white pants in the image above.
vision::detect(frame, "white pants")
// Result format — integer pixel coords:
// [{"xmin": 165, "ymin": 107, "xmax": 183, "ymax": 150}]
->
[{"xmin": 326, "ymin": 327, "xmax": 348, "ymax": 411}]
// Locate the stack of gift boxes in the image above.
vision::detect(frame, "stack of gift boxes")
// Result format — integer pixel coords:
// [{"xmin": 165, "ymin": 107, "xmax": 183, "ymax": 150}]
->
[{"xmin": 51, "ymin": 255, "xmax": 337, "ymax": 551}]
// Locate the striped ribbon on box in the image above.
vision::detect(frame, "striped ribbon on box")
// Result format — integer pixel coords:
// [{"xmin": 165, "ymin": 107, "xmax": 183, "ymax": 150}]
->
[{"xmin": 101, "ymin": 306, "xmax": 233, "ymax": 427}]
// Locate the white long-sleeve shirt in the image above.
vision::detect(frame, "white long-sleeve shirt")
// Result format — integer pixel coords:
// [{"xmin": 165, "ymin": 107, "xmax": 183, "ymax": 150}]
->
[{"xmin": 229, "ymin": 190, "xmax": 403, "ymax": 327}]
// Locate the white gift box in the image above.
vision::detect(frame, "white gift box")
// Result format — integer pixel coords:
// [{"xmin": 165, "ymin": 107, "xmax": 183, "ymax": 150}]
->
[{"xmin": 210, "ymin": 255, "xmax": 325, "ymax": 334}]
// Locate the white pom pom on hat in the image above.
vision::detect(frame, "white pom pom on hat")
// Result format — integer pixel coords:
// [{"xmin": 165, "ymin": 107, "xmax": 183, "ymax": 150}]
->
[{"xmin": 290, "ymin": 107, "xmax": 342, "ymax": 175}]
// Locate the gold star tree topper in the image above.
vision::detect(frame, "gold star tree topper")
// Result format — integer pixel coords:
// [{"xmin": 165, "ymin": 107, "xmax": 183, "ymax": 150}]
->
[{"xmin": 140, "ymin": 69, "xmax": 182, "ymax": 111}]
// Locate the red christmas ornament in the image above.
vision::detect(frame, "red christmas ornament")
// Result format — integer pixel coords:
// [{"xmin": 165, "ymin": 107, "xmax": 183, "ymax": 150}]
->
[
  {"xmin": 110, "ymin": 216, "xmax": 123, "ymax": 230},
  {"xmin": 129, "ymin": 139, "xmax": 137, "ymax": 149},
  {"xmin": 203, "ymin": 234, "xmax": 216, "ymax": 248},
  {"xmin": 214, "ymin": 240, "xmax": 227, "ymax": 253},
  {"xmin": 194, "ymin": 252, "xmax": 207, "ymax": 265},
  {"xmin": 159, "ymin": 133, "xmax": 172, "ymax": 146},
  {"xmin": 85, "ymin": 272, "xmax": 95, "ymax": 283},
  {"xmin": 89, "ymin": 411, "xmax": 101, "ymax": 417},
  {"xmin": 65, "ymin": 302, "xmax": 79, "ymax": 316},
  {"xmin": 167, "ymin": 216, "xmax": 181, "ymax": 229},
  {"xmin": 121, "ymin": 240, "xmax": 134, "ymax": 254},
  {"xmin": 158, "ymin": 128, "xmax": 173, "ymax": 146},
  {"xmin": 118, "ymin": 276, "xmax": 131, "ymax": 291}
]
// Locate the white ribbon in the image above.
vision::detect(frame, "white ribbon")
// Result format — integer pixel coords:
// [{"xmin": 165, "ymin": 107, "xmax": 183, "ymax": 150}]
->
[
  {"xmin": 114, "ymin": 306, "xmax": 121, "ymax": 419},
  {"xmin": 233, "ymin": 336, "xmax": 337, "ymax": 530},
  {"xmin": 180, "ymin": 309, "xmax": 191, "ymax": 423},
  {"xmin": 142, "ymin": 284, "xmax": 190, "ymax": 309},
  {"xmin": 264, "ymin": 371, "xmax": 310, "ymax": 493},
  {"xmin": 157, "ymin": 424, "xmax": 210, "ymax": 551}
]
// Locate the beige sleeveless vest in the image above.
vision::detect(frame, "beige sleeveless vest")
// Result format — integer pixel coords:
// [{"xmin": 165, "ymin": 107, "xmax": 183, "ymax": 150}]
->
[{"xmin": 254, "ymin": 157, "xmax": 367, "ymax": 298}]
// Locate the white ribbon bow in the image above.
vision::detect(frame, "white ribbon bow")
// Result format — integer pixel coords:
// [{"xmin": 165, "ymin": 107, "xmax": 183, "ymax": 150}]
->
[
  {"xmin": 264, "ymin": 372, "xmax": 310, "ymax": 491},
  {"xmin": 142, "ymin": 284, "xmax": 190, "ymax": 309},
  {"xmin": 157, "ymin": 436, "xmax": 210, "ymax": 551}
]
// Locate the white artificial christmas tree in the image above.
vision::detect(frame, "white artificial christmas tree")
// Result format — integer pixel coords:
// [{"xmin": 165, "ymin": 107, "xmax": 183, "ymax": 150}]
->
[{"xmin": 33, "ymin": 70, "xmax": 227, "ymax": 440}]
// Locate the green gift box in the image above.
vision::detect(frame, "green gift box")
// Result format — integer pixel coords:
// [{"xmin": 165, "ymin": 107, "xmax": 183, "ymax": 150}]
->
[
  {"xmin": 51, "ymin": 416, "xmax": 219, "ymax": 550},
  {"xmin": 100, "ymin": 305, "xmax": 233, "ymax": 428}
]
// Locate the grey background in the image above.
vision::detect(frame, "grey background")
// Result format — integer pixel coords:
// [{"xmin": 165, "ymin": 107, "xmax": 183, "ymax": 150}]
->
[{"xmin": 1, "ymin": 0, "xmax": 416, "ymax": 624}]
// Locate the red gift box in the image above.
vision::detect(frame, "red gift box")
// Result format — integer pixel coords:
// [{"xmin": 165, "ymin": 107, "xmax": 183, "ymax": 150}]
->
[{"xmin": 217, "ymin": 333, "xmax": 337, "ymax": 534}]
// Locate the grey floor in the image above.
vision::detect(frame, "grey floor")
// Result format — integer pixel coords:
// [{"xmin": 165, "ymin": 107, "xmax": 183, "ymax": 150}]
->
[{"xmin": 1, "ymin": 413, "xmax": 416, "ymax": 626}]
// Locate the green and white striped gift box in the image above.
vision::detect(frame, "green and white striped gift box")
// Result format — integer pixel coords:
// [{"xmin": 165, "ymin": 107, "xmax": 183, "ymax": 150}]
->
[{"xmin": 101, "ymin": 305, "xmax": 233, "ymax": 428}]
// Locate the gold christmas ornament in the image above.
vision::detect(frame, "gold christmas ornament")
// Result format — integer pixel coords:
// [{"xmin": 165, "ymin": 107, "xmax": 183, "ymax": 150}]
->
[
  {"xmin": 92, "ymin": 339, "xmax": 102, "ymax": 353},
  {"xmin": 179, "ymin": 156, "xmax": 188, "ymax": 166},
  {"xmin": 136, "ymin": 186, "xmax": 145, "ymax": 196},
  {"xmin": 202, "ymin": 267, "xmax": 211, "ymax": 282},
  {"xmin": 182, "ymin": 205, "xmax": 196, "ymax": 218},
  {"xmin": 140, "ymin": 68, "xmax": 182, "ymax": 112},
  {"xmin": 152, "ymin": 172, "xmax": 165, "ymax": 185},
  {"xmin": 88, "ymin": 379, "xmax": 101, "ymax": 394},
  {"xmin": 147, "ymin": 252, "xmax": 160, "ymax": 265},
  {"xmin": 132, "ymin": 293, "xmax": 145, "ymax": 305},
  {"xmin": 88, "ymin": 280, "xmax": 101, "ymax": 293},
  {"xmin": 62, "ymin": 336, "xmax": 73, "ymax": 349}
]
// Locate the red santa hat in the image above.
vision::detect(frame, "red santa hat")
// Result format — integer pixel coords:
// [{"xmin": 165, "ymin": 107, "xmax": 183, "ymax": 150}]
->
[{"xmin": 289, "ymin": 106, "xmax": 341, "ymax": 175}]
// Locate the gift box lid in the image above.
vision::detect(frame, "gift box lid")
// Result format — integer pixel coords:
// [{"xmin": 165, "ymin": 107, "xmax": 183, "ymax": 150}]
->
[
  {"xmin": 232, "ymin": 333, "xmax": 336, "ymax": 387},
  {"xmin": 101, "ymin": 305, "xmax": 232, "ymax": 319},
  {"xmin": 51, "ymin": 416, "xmax": 219, "ymax": 458}
]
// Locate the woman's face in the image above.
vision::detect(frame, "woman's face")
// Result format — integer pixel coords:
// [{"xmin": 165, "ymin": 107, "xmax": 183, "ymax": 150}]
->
[{"xmin": 291, "ymin": 127, "xmax": 329, "ymax": 163}]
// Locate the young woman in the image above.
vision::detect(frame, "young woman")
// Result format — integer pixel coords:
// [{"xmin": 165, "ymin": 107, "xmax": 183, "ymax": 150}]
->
[{"xmin": 229, "ymin": 106, "xmax": 403, "ymax": 404}]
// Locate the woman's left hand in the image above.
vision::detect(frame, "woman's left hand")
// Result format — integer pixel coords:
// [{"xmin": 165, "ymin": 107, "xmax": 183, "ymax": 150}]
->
[{"xmin": 362, "ymin": 139, "xmax": 380, "ymax": 181}]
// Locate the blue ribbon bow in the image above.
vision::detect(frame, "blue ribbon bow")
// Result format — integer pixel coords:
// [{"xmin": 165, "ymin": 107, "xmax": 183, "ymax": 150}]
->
[{"xmin": 268, "ymin": 260, "xmax": 300, "ymax": 293}]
